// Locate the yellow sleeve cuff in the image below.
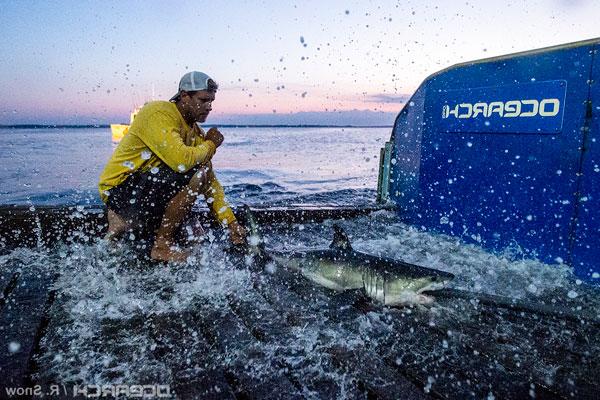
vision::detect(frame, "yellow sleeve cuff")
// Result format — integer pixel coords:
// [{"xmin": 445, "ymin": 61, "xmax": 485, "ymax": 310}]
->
[{"xmin": 218, "ymin": 208, "xmax": 237, "ymax": 226}]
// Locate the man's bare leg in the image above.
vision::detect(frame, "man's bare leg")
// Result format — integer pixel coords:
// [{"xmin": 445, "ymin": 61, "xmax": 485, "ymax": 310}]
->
[
  {"xmin": 151, "ymin": 170, "xmax": 208, "ymax": 262},
  {"xmin": 105, "ymin": 209, "xmax": 130, "ymax": 241}
]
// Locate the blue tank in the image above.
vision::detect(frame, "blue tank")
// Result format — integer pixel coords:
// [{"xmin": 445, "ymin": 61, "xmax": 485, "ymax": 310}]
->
[{"xmin": 382, "ymin": 38, "xmax": 600, "ymax": 282}]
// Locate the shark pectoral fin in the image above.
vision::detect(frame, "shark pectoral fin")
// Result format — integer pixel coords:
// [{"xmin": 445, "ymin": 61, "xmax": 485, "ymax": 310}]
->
[
  {"xmin": 385, "ymin": 291, "xmax": 435, "ymax": 307},
  {"xmin": 414, "ymin": 294, "xmax": 435, "ymax": 305}
]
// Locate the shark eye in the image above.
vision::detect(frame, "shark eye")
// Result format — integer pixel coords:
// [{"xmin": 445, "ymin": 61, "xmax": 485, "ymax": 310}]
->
[{"xmin": 432, "ymin": 276, "xmax": 438, "ymax": 281}]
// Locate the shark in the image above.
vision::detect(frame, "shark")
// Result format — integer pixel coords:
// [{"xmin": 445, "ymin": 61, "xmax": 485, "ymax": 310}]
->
[{"xmin": 240, "ymin": 206, "xmax": 455, "ymax": 306}]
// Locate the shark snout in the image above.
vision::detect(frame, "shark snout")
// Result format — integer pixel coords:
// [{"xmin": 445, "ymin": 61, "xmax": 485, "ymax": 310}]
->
[{"xmin": 432, "ymin": 271, "xmax": 455, "ymax": 282}]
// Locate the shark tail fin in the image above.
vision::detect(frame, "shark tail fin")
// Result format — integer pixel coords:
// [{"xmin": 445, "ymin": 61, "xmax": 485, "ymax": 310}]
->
[
  {"xmin": 330, "ymin": 224, "xmax": 353, "ymax": 251},
  {"xmin": 242, "ymin": 204, "xmax": 259, "ymax": 236},
  {"xmin": 242, "ymin": 204, "xmax": 267, "ymax": 250}
]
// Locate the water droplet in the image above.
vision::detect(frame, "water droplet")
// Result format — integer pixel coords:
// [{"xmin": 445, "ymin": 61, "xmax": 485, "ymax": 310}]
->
[
  {"xmin": 248, "ymin": 235, "xmax": 260, "ymax": 246},
  {"xmin": 150, "ymin": 167, "xmax": 159, "ymax": 174},
  {"xmin": 178, "ymin": 164, "xmax": 186, "ymax": 172},
  {"xmin": 122, "ymin": 161, "xmax": 135, "ymax": 170},
  {"xmin": 141, "ymin": 150, "xmax": 152, "ymax": 160},
  {"xmin": 467, "ymin": 142, "xmax": 473, "ymax": 147},
  {"xmin": 567, "ymin": 290, "xmax": 578, "ymax": 299},
  {"xmin": 8, "ymin": 342, "xmax": 20, "ymax": 353}
]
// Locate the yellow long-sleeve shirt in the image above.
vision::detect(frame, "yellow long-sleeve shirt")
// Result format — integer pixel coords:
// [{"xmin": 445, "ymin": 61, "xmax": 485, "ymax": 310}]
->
[{"xmin": 98, "ymin": 101, "xmax": 236, "ymax": 225}]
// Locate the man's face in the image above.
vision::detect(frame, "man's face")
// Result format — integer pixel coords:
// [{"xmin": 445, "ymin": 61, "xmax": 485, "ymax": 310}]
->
[{"xmin": 182, "ymin": 90, "xmax": 215, "ymax": 123}]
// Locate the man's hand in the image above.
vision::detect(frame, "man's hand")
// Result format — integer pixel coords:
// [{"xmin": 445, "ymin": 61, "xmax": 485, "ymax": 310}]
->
[
  {"xmin": 228, "ymin": 220, "xmax": 247, "ymax": 246},
  {"xmin": 205, "ymin": 127, "xmax": 224, "ymax": 148}
]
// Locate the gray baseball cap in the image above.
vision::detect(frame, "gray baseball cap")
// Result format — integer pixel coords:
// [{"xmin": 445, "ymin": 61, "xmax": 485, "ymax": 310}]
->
[{"xmin": 169, "ymin": 71, "xmax": 216, "ymax": 101}]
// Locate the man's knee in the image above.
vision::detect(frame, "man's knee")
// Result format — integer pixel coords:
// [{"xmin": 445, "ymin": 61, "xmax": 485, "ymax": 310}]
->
[{"xmin": 106, "ymin": 209, "xmax": 130, "ymax": 238}]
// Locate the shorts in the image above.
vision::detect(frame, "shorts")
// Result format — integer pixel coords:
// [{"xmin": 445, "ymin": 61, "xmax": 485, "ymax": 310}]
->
[{"xmin": 106, "ymin": 165, "xmax": 200, "ymax": 234}]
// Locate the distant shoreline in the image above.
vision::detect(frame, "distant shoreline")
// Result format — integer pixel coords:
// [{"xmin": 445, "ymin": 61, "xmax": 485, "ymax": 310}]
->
[{"xmin": 0, "ymin": 124, "xmax": 393, "ymax": 129}]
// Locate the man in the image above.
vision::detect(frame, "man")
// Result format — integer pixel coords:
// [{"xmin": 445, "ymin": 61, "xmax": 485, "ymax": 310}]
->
[{"xmin": 98, "ymin": 71, "xmax": 246, "ymax": 262}]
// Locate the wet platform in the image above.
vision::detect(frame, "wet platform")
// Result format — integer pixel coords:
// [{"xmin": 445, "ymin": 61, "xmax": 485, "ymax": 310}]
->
[{"xmin": 0, "ymin": 206, "xmax": 599, "ymax": 399}]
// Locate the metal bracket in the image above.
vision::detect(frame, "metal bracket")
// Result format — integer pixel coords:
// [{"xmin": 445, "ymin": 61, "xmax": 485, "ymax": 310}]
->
[{"xmin": 376, "ymin": 141, "xmax": 393, "ymax": 203}]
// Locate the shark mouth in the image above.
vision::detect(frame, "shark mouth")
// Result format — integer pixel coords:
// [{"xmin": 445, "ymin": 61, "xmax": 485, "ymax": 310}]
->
[{"xmin": 363, "ymin": 271, "xmax": 451, "ymax": 300}]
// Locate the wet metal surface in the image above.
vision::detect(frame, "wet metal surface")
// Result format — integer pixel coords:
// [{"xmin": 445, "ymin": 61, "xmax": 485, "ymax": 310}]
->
[{"xmin": 0, "ymin": 211, "xmax": 598, "ymax": 399}]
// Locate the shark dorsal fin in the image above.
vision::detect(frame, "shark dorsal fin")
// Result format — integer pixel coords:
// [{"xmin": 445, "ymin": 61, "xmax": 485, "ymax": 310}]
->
[{"xmin": 330, "ymin": 224, "xmax": 353, "ymax": 251}]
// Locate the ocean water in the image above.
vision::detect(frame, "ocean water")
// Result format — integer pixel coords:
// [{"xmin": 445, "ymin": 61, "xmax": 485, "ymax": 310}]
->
[{"xmin": 0, "ymin": 126, "xmax": 388, "ymax": 206}]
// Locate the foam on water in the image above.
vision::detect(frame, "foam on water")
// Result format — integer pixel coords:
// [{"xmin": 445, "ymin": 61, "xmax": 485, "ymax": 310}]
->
[
  {"xmin": 1, "ymin": 210, "xmax": 597, "ymax": 396},
  {"xmin": 344, "ymin": 211, "xmax": 588, "ymax": 301},
  {"xmin": 23, "ymin": 234, "xmax": 368, "ymax": 391}
]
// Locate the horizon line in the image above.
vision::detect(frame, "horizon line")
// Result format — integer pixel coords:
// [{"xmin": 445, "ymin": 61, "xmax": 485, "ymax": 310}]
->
[{"xmin": 0, "ymin": 123, "xmax": 394, "ymax": 129}]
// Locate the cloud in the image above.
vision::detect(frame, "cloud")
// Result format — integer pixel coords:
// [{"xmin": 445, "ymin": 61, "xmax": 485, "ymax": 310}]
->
[
  {"xmin": 554, "ymin": 0, "xmax": 588, "ymax": 7},
  {"xmin": 366, "ymin": 93, "xmax": 412, "ymax": 103},
  {"xmin": 209, "ymin": 110, "xmax": 396, "ymax": 126}
]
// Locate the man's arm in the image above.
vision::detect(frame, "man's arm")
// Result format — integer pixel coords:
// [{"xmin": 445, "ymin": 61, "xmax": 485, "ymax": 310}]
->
[
  {"xmin": 137, "ymin": 111, "xmax": 216, "ymax": 172},
  {"xmin": 202, "ymin": 168, "xmax": 235, "ymax": 225},
  {"xmin": 201, "ymin": 167, "xmax": 246, "ymax": 245}
]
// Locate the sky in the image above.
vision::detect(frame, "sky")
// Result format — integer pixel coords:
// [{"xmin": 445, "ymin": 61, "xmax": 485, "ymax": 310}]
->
[{"xmin": 1, "ymin": 0, "xmax": 599, "ymax": 125}]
